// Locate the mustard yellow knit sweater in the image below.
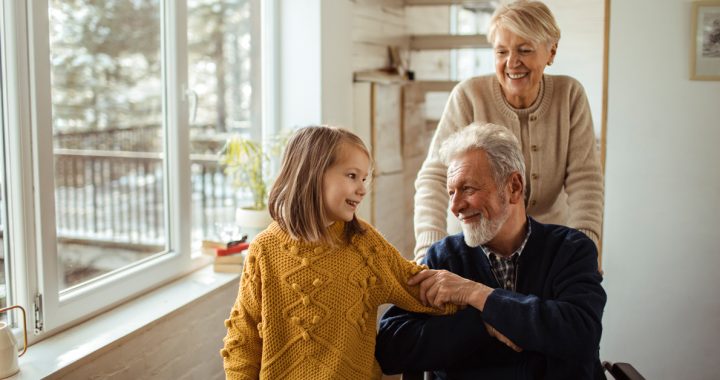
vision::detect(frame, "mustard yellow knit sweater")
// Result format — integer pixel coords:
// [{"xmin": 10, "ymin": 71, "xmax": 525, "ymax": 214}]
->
[{"xmin": 221, "ymin": 220, "xmax": 453, "ymax": 379}]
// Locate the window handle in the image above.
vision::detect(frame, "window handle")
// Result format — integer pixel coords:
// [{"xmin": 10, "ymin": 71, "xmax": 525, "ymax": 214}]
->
[{"xmin": 185, "ymin": 87, "xmax": 198, "ymax": 125}]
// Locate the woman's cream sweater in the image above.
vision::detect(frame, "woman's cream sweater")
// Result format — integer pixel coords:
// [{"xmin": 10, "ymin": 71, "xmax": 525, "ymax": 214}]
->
[{"xmin": 414, "ymin": 74, "xmax": 604, "ymax": 260}]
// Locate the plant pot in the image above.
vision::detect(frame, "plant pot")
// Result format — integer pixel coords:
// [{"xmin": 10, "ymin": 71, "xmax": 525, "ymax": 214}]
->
[{"xmin": 235, "ymin": 207, "xmax": 273, "ymax": 241}]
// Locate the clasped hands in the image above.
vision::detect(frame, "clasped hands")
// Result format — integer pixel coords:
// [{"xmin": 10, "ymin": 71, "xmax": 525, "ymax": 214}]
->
[{"xmin": 409, "ymin": 269, "xmax": 522, "ymax": 352}]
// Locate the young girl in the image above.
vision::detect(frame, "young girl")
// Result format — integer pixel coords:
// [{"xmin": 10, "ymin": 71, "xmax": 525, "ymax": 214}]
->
[{"xmin": 220, "ymin": 126, "xmax": 454, "ymax": 379}]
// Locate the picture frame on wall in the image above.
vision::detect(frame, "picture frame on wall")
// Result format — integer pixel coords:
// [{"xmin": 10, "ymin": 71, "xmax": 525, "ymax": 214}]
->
[{"xmin": 691, "ymin": 1, "xmax": 720, "ymax": 80}]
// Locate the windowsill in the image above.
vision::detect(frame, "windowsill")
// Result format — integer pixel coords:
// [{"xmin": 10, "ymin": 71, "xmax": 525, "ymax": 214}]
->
[{"xmin": 12, "ymin": 265, "xmax": 239, "ymax": 379}]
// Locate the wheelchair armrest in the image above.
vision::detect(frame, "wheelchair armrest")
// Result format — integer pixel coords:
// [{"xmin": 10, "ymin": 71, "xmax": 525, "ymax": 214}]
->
[{"xmin": 603, "ymin": 361, "xmax": 645, "ymax": 380}]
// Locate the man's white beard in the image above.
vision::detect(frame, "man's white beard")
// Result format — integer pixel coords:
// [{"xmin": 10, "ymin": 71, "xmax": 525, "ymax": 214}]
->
[{"xmin": 461, "ymin": 199, "xmax": 510, "ymax": 248}]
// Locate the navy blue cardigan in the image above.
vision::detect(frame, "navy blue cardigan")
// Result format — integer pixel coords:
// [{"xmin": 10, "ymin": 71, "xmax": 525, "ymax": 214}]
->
[{"xmin": 375, "ymin": 218, "xmax": 607, "ymax": 379}]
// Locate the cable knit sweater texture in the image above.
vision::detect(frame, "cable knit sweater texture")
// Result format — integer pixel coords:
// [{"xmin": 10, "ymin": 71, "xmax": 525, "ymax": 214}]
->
[
  {"xmin": 414, "ymin": 74, "xmax": 604, "ymax": 260},
  {"xmin": 221, "ymin": 219, "xmax": 454, "ymax": 379}
]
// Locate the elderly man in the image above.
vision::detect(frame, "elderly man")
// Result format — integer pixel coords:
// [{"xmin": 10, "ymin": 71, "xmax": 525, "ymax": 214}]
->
[{"xmin": 375, "ymin": 123, "xmax": 606, "ymax": 379}]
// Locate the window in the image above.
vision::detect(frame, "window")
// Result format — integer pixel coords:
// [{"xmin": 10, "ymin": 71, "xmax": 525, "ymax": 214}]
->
[
  {"xmin": 187, "ymin": 0, "xmax": 260, "ymax": 250},
  {"xmin": 0, "ymin": 0, "xmax": 261, "ymax": 341},
  {"xmin": 405, "ymin": 5, "xmax": 496, "ymax": 122},
  {"xmin": 451, "ymin": 4, "xmax": 495, "ymax": 80},
  {"xmin": 0, "ymin": 29, "xmax": 7, "ymax": 315},
  {"xmin": 49, "ymin": 0, "xmax": 167, "ymax": 291}
]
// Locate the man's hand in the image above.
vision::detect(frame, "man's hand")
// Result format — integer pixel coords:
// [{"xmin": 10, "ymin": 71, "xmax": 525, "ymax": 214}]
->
[
  {"xmin": 410, "ymin": 270, "xmax": 521, "ymax": 351},
  {"xmin": 408, "ymin": 269, "xmax": 493, "ymax": 311},
  {"xmin": 485, "ymin": 323, "xmax": 523, "ymax": 352}
]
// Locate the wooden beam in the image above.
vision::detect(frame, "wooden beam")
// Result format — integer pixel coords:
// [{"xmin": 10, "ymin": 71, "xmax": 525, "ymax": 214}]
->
[
  {"xmin": 409, "ymin": 34, "xmax": 490, "ymax": 50},
  {"xmin": 404, "ymin": 0, "xmax": 492, "ymax": 6},
  {"xmin": 407, "ymin": 80, "xmax": 458, "ymax": 93},
  {"xmin": 426, "ymin": 119, "xmax": 440, "ymax": 131}
]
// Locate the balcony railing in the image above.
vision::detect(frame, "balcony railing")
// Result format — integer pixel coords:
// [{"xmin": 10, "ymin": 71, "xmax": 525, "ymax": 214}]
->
[
  {"xmin": 54, "ymin": 124, "xmax": 242, "ymax": 240},
  {"xmin": 53, "ymin": 148, "xmax": 239, "ymax": 247},
  {"xmin": 0, "ymin": 125, "xmax": 243, "ymax": 289}
]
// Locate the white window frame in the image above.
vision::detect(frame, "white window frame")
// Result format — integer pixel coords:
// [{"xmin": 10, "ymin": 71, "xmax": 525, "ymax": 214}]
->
[
  {"xmin": 260, "ymin": 0, "xmax": 278, "ymax": 141},
  {"xmin": 31, "ymin": 0, "xmax": 193, "ymax": 336},
  {"xmin": 0, "ymin": 0, "xmax": 270, "ymax": 342},
  {"xmin": 1, "ymin": 0, "xmax": 38, "ymax": 334}
]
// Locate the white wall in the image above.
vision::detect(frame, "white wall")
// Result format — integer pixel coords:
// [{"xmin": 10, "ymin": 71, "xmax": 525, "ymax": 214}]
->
[
  {"xmin": 544, "ymin": 0, "xmax": 605, "ymax": 137},
  {"xmin": 352, "ymin": 0, "xmax": 406, "ymax": 72},
  {"xmin": 600, "ymin": 0, "xmax": 720, "ymax": 378},
  {"xmin": 279, "ymin": 0, "xmax": 321, "ymax": 128},
  {"xmin": 320, "ymin": 0, "xmax": 354, "ymax": 127},
  {"xmin": 278, "ymin": 0, "xmax": 354, "ymax": 130}
]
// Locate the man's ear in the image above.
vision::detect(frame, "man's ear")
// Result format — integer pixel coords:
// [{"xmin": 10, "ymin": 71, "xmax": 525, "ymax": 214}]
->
[{"xmin": 507, "ymin": 172, "xmax": 524, "ymax": 204}]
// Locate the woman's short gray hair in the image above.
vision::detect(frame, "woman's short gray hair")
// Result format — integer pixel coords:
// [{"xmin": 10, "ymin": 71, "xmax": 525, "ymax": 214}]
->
[
  {"xmin": 488, "ymin": 0, "xmax": 561, "ymax": 46},
  {"xmin": 439, "ymin": 123, "xmax": 526, "ymax": 190}
]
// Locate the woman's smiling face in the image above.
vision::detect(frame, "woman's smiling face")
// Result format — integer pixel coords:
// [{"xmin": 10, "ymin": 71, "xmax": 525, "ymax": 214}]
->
[{"xmin": 493, "ymin": 28, "xmax": 556, "ymax": 109}]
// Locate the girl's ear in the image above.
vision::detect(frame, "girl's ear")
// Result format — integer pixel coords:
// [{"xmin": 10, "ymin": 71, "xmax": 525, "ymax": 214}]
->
[{"xmin": 507, "ymin": 172, "xmax": 524, "ymax": 204}]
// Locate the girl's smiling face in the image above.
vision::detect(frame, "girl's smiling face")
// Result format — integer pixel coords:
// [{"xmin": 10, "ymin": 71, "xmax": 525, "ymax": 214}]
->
[{"xmin": 322, "ymin": 143, "xmax": 370, "ymax": 224}]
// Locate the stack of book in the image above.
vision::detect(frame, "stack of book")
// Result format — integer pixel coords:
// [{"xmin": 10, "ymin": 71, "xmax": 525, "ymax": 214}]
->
[{"xmin": 202, "ymin": 240, "xmax": 250, "ymax": 273}]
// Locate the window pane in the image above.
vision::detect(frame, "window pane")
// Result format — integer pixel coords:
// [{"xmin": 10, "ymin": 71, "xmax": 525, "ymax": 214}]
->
[
  {"xmin": 454, "ymin": 6, "xmax": 495, "ymax": 80},
  {"xmin": 456, "ymin": 5, "xmax": 493, "ymax": 36},
  {"xmin": 456, "ymin": 49, "xmax": 494, "ymax": 79},
  {"xmin": 0, "ymin": 41, "xmax": 7, "ymax": 313},
  {"xmin": 187, "ymin": 0, "xmax": 255, "ymax": 248},
  {"xmin": 49, "ymin": 0, "xmax": 166, "ymax": 291}
]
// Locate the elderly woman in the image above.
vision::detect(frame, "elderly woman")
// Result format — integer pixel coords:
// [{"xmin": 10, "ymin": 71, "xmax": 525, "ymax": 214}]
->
[{"xmin": 413, "ymin": 0, "xmax": 604, "ymax": 261}]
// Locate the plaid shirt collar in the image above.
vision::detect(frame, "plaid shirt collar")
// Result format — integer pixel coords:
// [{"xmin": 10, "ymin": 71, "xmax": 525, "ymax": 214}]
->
[{"xmin": 480, "ymin": 218, "xmax": 532, "ymax": 291}]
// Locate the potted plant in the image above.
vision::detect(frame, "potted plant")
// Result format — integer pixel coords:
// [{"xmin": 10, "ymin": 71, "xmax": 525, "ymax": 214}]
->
[{"xmin": 218, "ymin": 135, "xmax": 285, "ymax": 235}]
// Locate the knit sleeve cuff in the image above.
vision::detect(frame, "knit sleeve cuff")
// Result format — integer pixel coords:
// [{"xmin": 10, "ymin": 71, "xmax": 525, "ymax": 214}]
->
[
  {"xmin": 414, "ymin": 230, "xmax": 448, "ymax": 263},
  {"xmin": 577, "ymin": 228, "xmax": 600, "ymax": 248}
]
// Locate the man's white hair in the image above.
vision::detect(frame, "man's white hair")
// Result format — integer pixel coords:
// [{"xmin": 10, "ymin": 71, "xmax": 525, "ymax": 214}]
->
[{"xmin": 439, "ymin": 122, "xmax": 526, "ymax": 190}]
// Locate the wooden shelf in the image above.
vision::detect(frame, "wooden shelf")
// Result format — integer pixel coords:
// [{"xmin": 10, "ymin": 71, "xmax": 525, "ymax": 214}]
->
[
  {"xmin": 353, "ymin": 70, "xmax": 408, "ymax": 85},
  {"xmin": 409, "ymin": 34, "xmax": 490, "ymax": 50},
  {"xmin": 407, "ymin": 80, "xmax": 458, "ymax": 93},
  {"xmin": 404, "ymin": 0, "xmax": 493, "ymax": 6}
]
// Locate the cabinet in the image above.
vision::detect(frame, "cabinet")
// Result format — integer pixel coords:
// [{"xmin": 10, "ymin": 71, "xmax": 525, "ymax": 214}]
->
[{"xmin": 352, "ymin": 81, "xmax": 435, "ymax": 259}]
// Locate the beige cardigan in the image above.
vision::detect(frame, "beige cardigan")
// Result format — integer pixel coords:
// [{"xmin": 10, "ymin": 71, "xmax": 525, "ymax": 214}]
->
[{"xmin": 414, "ymin": 74, "xmax": 604, "ymax": 261}]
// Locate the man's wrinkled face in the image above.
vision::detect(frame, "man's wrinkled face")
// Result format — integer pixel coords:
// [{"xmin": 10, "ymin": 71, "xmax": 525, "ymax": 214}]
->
[{"xmin": 446, "ymin": 150, "xmax": 510, "ymax": 247}]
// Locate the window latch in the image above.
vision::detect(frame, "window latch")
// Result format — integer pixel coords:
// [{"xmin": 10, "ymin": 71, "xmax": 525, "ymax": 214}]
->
[{"xmin": 34, "ymin": 293, "xmax": 44, "ymax": 334}]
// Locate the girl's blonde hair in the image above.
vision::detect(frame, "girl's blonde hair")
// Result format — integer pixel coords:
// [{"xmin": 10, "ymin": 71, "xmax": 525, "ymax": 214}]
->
[
  {"xmin": 268, "ymin": 125, "xmax": 370, "ymax": 245},
  {"xmin": 488, "ymin": 0, "xmax": 561, "ymax": 46}
]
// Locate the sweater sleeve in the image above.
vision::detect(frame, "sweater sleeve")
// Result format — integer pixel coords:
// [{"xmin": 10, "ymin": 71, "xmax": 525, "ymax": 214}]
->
[
  {"xmin": 221, "ymin": 244, "xmax": 264, "ymax": 379},
  {"xmin": 375, "ymin": 245, "xmax": 515, "ymax": 374},
  {"xmin": 482, "ymin": 237, "xmax": 606, "ymax": 362},
  {"xmin": 373, "ymin": 230, "xmax": 455, "ymax": 316},
  {"xmin": 563, "ymin": 81, "xmax": 604, "ymax": 247},
  {"xmin": 413, "ymin": 83, "xmax": 474, "ymax": 262}
]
